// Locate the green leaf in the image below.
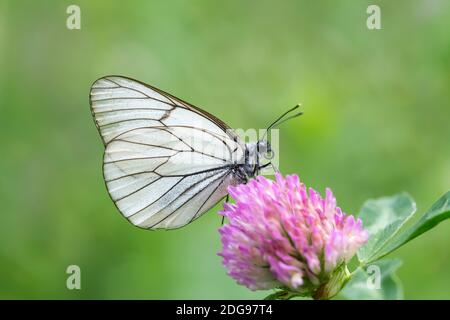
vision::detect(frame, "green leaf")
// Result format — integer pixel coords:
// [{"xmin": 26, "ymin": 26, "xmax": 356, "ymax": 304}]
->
[
  {"xmin": 339, "ymin": 259, "xmax": 403, "ymax": 300},
  {"xmin": 371, "ymin": 191, "xmax": 450, "ymax": 261},
  {"xmin": 357, "ymin": 193, "xmax": 416, "ymax": 263}
]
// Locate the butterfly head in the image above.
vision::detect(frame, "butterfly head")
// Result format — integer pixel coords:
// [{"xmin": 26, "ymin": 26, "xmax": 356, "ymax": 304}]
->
[
  {"xmin": 241, "ymin": 105, "xmax": 303, "ymax": 179},
  {"xmin": 240, "ymin": 140, "xmax": 273, "ymax": 180}
]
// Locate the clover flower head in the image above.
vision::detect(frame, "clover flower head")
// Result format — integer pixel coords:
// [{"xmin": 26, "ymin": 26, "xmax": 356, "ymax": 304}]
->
[{"xmin": 218, "ymin": 173, "xmax": 368, "ymax": 298}]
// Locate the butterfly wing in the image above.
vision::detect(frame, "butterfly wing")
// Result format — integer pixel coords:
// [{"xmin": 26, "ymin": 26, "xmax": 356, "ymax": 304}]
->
[{"xmin": 90, "ymin": 76, "xmax": 244, "ymax": 229}]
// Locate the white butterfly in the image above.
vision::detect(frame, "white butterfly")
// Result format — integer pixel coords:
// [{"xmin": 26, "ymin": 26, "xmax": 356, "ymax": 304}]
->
[{"xmin": 90, "ymin": 76, "xmax": 300, "ymax": 230}]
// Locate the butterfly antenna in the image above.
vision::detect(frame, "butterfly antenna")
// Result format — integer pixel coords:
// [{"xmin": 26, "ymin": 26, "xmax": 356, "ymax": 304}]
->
[
  {"xmin": 272, "ymin": 111, "xmax": 303, "ymax": 128},
  {"xmin": 262, "ymin": 104, "xmax": 303, "ymax": 140}
]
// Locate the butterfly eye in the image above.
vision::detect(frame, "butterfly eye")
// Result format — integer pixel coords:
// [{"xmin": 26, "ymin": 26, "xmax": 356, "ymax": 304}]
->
[{"xmin": 264, "ymin": 150, "xmax": 274, "ymax": 160}]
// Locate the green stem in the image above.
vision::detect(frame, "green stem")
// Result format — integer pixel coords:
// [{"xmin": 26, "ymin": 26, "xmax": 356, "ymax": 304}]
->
[{"xmin": 263, "ymin": 290, "xmax": 300, "ymax": 300}]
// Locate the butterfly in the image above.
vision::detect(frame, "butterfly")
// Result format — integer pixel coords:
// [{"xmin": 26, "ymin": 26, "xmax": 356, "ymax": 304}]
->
[{"xmin": 90, "ymin": 76, "xmax": 301, "ymax": 230}]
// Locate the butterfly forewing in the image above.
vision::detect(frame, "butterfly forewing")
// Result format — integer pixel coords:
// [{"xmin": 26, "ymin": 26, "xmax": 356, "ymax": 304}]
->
[{"xmin": 90, "ymin": 76, "xmax": 244, "ymax": 230}]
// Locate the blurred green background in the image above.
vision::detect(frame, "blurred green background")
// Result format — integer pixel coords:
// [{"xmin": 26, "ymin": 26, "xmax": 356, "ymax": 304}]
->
[{"xmin": 0, "ymin": 0, "xmax": 449, "ymax": 299}]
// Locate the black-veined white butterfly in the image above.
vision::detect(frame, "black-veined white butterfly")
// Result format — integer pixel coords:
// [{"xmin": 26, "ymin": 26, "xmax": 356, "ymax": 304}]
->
[{"xmin": 90, "ymin": 76, "xmax": 301, "ymax": 230}]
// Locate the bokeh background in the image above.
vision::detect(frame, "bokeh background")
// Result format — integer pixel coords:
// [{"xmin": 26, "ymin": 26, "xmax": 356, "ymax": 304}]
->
[{"xmin": 0, "ymin": 0, "xmax": 449, "ymax": 299}]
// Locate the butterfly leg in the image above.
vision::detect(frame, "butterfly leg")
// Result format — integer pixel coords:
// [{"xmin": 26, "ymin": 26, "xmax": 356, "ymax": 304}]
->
[
  {"xmin": 271, "ymin": 162, "xmax": 279, "ymax": 173},
  {"xmin": 221, "ymin": 194, "xmax": 229, "ymax": 226},
  {"xmin": 256, "ymin": 162, "xmax": 277, "ymax": 175}
]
